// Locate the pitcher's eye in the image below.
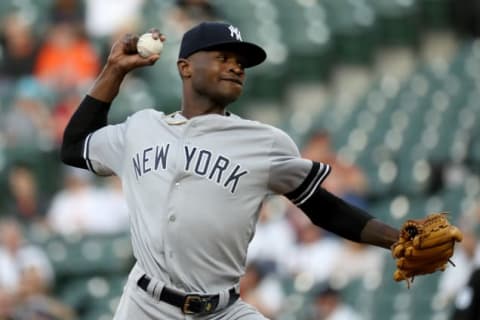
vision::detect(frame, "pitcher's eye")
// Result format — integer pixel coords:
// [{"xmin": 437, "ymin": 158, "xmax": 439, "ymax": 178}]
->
[{"xmin": 216, "ymin": 54, "xmax": 227, "ymax": 62}]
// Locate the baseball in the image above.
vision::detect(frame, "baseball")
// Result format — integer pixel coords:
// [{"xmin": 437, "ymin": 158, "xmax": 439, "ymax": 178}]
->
[{"xmin": 137, "ymin": 33, "xmax": 163, "ymax": 58}]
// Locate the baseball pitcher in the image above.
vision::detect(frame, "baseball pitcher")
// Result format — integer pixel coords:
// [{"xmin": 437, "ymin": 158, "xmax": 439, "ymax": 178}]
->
[{"xmin": 60, "ymin": 21, "xmax": 462, "ymax": 319}]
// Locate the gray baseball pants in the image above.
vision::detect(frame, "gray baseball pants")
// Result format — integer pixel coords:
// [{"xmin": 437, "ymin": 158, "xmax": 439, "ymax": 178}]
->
[{"xmin": 112, "ymin": 276, "xmax": 268, "ymax": 320}]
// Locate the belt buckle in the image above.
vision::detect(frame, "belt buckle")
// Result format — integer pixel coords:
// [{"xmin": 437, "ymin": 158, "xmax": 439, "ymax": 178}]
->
[{"xmin": 182, "ymin": 294, "xmax": 214, "ymax": 315}]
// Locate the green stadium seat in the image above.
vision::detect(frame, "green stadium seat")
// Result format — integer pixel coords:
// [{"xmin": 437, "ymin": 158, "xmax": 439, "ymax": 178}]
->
[
  {"xmin": 323, "ymin": 0, "xmax": 379, "ymax": 65},
  {"xmin": 1, "ymin": 0, "xmax": 55, "ymax": 37},
  {"xmin": 211, "ymin": 0, "xmax": 258, "ymax": 25},
  {"xmin": 55, "ymin": 274, "xmax": 126, "ymax": 320},
  {"xmin": 367, "ymin": 0, "xmax": 420, "ymax": 47},
  {"xmin": 43, "ymin": 232, "xmax": 133, "ymax": 279},
  {"xmin": 82, "ymin": 274, "xmax": 125, "ymax": 320},
  {"xmin": 410, "ymin": 272, "xmax": 443, "ymax": 317},
  {"xmin": 418, "ymin": 0, "xmax": 453, "ymax": 31},
  {"xmin": 275, "ymin": 1, "xmax": 334, "ymax": 82},
  {"xmin": 436, "ymin": 187, "xmax": 465, "ymax": 218},
  {"xmin": 55, "ymin": 275, "xmax": 92, "ymax": 312},
  {"xmin": 140, "ymin": 0, "xmax": 176, "ymax": 31}
]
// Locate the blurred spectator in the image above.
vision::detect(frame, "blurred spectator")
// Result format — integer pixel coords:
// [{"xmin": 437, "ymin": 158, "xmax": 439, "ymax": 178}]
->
[
  {"xmin": 47, "ymin": 167, "xmax": 129, "ymax": 235},
  {"xmin": 176, "ymin": 0, "xmax": 218, "ymax": 20},
  {"xmin": 162, "ymin": 0, "xmax": 219, "ymax": 42},
  {"xmin": 13, "ymin": 267, "xmax": 76, "ymax": 320},
  {"xmin": 330, "ymin": 240, "xmax": 385, "ymax": 287},
  {"xmin": 0, "ymin": 218, "xmax": 54, "ymax": 295},
  {"xmin": 437, "ymin": 229, "xmax": 480, "ymax": 306},
  {"xmin": 247, "ymin": 196, "xmax": 296, "ymax": 274},
  {"xmin": 309, "ymin": 284, "xmax": 363, "ymax": 320},
  {"xmin": 301, "ymin": 130, "xmax": 368, "ymax": 209},
  {"xmin": 0, "ymin": 77, "xmax": 54, "ymax": 149},
  {"xmin": 97, "ymin": 19, "xmax": 142, "ymax": 66},
  {"xmin": 97, "ymin": 176, "xmax": 130, "ymax": 234},
  {"xmin": 0, "ymin": 13, "xmax": 41, "ymax": 80},
  {"xmin": 46, "ymin": 166, "xmax": 100, "ymax": 235},
  {"xmin": 451, "ymin": 0, "xmax": 480, "ymax": 37},
  {"xmin": 437, "ymin": 203, "xmax": 480, "ymax": 307},
  {"xmin": 5, "ymin": 162, "xmax": 48, "ymax": 226},
  {"xmin": 450, "ymin": 266, "xmax": 480, "ymax": 320},
  {"xmin": 286, "ymin": 212, "xmax": 342, "ymax": 283},
  {"xmin": 50, "ymin": 0, "xmax": 84, "ymax": 25},
  {"xmin": 84, "ymin": 0, "xmax": 144, "ymax": 38},
  {"xmin": 33, "ymin": 20, "xmax": 100, "ymax": 93},
  {"xmin": 0, "ymin": 287, "xmax": 15, "ymax": 320},
  {"xmin": 240, "ymin": 260, "xmax": 285, "ymax": 319},
  {"xmin": 51, "ymin": 87, "xmax": 83, "ymax": 145}
]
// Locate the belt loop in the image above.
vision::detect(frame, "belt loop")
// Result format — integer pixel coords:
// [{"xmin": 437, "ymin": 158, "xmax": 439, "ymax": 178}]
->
[
  {"xmin": 233, "ymin": 283, "xmax": 240, "ymax": 295},
  {"xmin": 147, "ymin": 277, "xmax": 165, "ymax": 300},
  {"xmin": 216, "ymin": 289, "xmax": 230, "ymax": 310}
]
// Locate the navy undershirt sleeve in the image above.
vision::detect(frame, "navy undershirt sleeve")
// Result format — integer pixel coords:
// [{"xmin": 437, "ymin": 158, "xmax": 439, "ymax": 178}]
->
[
  {"xmin": 60, "ymin": 95, "xmax": 111, "ymax": 168},
  {"xmin": 286, "ymin": 175, "xmax": 373, "ymax": 242}
]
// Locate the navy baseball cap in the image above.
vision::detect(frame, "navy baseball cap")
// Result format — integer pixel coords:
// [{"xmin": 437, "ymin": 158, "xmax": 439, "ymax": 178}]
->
[{"xmin": 179, "ymin": 21, "xmax": 267, "ymax": 68}]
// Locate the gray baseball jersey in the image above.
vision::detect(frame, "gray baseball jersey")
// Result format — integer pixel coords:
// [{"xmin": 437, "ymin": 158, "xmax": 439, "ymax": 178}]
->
[{"xmin": 83, "ymin": 110, "xmax": 330, "ymax": 294}]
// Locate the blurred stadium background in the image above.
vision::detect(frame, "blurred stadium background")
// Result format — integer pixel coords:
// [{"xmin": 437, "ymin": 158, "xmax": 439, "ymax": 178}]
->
[{"xmin": 0, "ymin": 0, "xmax": 479, "ymax": 319}]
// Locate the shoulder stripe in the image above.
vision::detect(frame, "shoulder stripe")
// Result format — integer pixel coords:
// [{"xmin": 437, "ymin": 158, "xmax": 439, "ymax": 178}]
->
[
  {"xmin": 294, "ymin": 164, "xmax": 331, "ymax": 205},
  {"xmin": 285, "ymin": 162, "xmax": 331, "ymax": 206},
  {"xmin": 285, "ymin": 162, "xmax": 320, "ymax": 200},
  {"xmin": 83, "ymin": 133, "xmax": 97, "ymax": 175}
]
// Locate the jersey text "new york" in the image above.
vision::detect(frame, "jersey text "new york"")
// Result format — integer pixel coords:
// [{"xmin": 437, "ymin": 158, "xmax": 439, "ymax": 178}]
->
[{"xmin": 132, "ymin": 143, "xmax": 248, "ymax": 193}]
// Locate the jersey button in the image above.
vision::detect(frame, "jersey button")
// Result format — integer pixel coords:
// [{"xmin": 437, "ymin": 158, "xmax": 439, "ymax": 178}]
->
[
  {"xmin": 169, "ymin": 215, "xmax": 176, "ymax": 222},
  {"xmin": 175, "ymin": 182, "xmax": 180, "ymax": 187}
]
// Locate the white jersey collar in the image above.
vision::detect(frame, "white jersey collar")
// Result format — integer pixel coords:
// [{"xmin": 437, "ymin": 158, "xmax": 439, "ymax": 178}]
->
[
  {"xmin": 163, "ymin": 111, "xmax": 237, "ymax": 125},
  {"xmin": 164, "ymin": 111, "xmax": 188, "ymax": 125}
]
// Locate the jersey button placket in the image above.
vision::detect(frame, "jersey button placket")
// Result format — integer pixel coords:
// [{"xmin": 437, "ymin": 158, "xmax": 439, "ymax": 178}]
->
[{"xmin": 168, "ymin": 179, "xmax": 181, "ymax": 222}]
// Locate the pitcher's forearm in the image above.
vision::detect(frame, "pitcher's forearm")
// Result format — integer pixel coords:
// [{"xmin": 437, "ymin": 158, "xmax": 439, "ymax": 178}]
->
[
  {"xmin": 360, "ymin": 219, "xmax": 399, "ymax": 249},
  {"xmin": 87, "ymin": 64, "xmax": 128, "ymax": 103}
]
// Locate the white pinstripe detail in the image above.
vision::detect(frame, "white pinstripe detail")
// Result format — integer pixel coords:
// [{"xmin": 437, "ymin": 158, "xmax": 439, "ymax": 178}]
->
[
  {"xmin": 290, "ymin": 163, "xmax": 323, "ymax": 203},
  {"xmin": 293, "ymin": 164, "xmax": 331, "ymax": 206},
  {"xmin": 83, "ymin": 133, "xmax": 94, "ymax": 172}
]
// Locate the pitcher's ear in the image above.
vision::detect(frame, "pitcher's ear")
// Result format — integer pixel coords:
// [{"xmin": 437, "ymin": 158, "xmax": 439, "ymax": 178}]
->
[{"xmin": 177, "ymin": 59, "xmax": 192, "ymax": 78}]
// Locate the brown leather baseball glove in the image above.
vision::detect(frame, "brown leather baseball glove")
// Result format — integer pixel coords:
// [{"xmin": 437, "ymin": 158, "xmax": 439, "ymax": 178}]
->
[{"xmin": 391, "ymin": 213, "xmax": 463, "ymax": 287}]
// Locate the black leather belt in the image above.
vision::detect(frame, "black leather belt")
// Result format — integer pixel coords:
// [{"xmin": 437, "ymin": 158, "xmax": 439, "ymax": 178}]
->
[{"xmin": 137, "ymin": 274, "xmax": 239, "ymax": 315}]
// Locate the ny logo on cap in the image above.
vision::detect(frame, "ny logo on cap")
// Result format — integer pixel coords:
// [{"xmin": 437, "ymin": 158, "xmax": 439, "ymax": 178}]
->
[{"xmin": 228, "ymin": 25, "xmax": 242, "ymax": 41}]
